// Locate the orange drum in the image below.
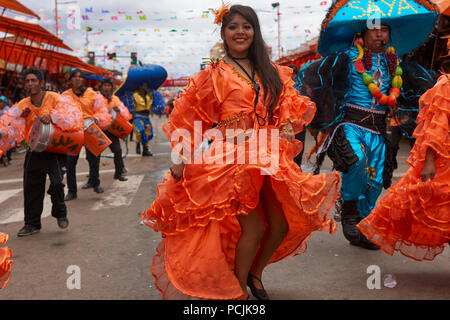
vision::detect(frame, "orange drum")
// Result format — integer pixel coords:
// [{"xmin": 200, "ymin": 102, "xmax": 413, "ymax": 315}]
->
[
  {"xmin": 0, "ymin": 149, "xmax": 3, "ymax": 158},
  {"xmin": 29, "ymin": 119, "xmax": 83, "ymax": 155},
  {"xmin": 107, "ymin": 109, "xmax": 132, "ymax": 139},
  {"xmin": 83, "ymin": 118, "xmax": 112, "ymax": 157}
]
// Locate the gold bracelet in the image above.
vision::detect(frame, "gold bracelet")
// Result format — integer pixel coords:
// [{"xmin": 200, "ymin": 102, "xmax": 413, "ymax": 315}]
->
[{"xmin": 280, "ymin": 128, "xmax": 293, "ymax": 133}]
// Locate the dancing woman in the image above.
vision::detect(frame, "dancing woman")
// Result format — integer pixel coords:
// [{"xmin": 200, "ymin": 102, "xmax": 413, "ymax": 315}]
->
[{"xmin": 142, "ymin": 4, "xmax": 341, "ymax": 300}]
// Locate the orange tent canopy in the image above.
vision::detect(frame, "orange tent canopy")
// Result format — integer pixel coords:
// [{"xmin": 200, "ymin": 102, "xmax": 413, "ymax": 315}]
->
[
  {"xmin": 431, "ymin": 0, "xmax": 450, "ymax": 16},
  {"xmin": 0, "ymin": 0, "xmax": 40, "ymax": 20},
  {"xmin": 0, "ymin": 16, "xmax": 72, "ymax": 51},
  {"xmin": 0, "ymin": 40, "xmax": 113, "ymax": 76}
]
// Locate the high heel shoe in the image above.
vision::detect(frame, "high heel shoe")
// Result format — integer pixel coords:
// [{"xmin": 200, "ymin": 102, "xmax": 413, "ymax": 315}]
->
[{"xmin": 247, "ymin": 273, "xmax": 269, "ymax": 300}]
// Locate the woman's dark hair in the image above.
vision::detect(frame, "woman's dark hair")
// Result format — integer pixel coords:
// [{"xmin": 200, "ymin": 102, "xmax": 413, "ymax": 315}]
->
[
  {"xmin": 69, "ymin": 69, "xmax": 86, "ymax": 80},
  {"xmin": 221, "ymin": 5, "xmax": 282, "ymax": 116},
  {"xmin": 22, "ymin": 67, "xmax": 44, "ymax": 82}
]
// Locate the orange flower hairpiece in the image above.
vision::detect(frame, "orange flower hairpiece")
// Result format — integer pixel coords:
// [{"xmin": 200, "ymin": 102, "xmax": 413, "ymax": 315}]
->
[{"xmin": 210, "ymin": 2, "xmax": 230, "ymax": 25}]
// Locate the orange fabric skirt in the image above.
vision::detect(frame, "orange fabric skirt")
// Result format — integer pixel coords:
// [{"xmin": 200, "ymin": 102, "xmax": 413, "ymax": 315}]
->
[
  {"xmin": 143, "ymin": 133, "xmax": 341, "ymax": 299},
  {"xmin": 0, "ymin": 233, "xmax": 13, "ymax": 289},
  {"xmin": 358, "ymin": 75, "xmax": 450, "ymax": 261}
]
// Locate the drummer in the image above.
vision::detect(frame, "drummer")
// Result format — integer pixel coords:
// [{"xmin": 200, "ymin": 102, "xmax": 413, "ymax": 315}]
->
[
  {"xmin": 0, "ymin": 67, "xmax": 83, "ymax": 237},
  {"xmin": 62, "ymin": 69, "xmax": 111, "ymax": 201},
  {"xmin": 99, "ymin": 78, "xmax": 131, "ymax": 182}
]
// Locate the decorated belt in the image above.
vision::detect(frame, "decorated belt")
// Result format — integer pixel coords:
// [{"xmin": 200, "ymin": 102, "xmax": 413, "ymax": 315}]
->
[
  {"xmin": 134, "ymin": 111, "xmax": 150, "ymax": 119},
  {"xmin": 211, "ymin": 112, "xmax": 255, "ymax": 141},
  {"xmin": 343, "ymin": 104, "xmax": 387, "ymax": 134}
]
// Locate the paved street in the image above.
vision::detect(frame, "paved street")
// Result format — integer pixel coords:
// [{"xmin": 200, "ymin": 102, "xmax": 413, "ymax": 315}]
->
[{"xmin": 0, "ymin": 115, "xmax": 449, "ymax": 300}]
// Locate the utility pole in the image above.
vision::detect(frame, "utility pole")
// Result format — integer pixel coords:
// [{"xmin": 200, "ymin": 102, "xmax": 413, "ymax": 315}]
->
[
  {"xmin": 54, "ymin": 0, "xmax": 78, "ymax": 38},
  {"xmin": 272, "ymin": 2, "xmax": 281, "ymax": 60}
]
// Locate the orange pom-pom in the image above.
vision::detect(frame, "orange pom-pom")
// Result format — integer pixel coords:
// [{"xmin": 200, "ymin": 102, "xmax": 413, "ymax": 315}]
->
[{"xmin": 210, "ymin": 2, "xmax": 230, "ymax": 25}]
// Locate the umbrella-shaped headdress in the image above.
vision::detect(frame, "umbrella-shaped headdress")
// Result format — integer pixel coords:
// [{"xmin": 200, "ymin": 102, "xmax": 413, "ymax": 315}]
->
[
  {"xmin": 115, "ymin": 64, "xmax": 168, "ymax": 97},
  {"xmin": 318, "ymin": 0, "xmax": 439, "ymax": 56}
]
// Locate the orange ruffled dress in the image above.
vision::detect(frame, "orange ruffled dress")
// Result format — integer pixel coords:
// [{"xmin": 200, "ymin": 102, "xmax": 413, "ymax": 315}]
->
[
  {"xmin": 0, "ymin": 233, "xmax": 13, "ymax": 289},
  {"xmin": 358, "ymin": 75, "xmax": 450, "ymax": 261},
  {"xmin": 142, "ymin": 59, "xmax": 341, "ymax": 299}
]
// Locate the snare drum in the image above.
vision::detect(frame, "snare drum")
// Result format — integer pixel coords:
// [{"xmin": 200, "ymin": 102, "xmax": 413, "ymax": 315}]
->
[
  {"xmin": 83, "ymin": 118, "xmax": 112, "ymax": 157},
  {"xmin": 107, "ymin": 109, "xmax": 132, "ymax": 139},
  {"xmin": 29, "ymin": 120, "xmax": 83, "ymax": 155}
]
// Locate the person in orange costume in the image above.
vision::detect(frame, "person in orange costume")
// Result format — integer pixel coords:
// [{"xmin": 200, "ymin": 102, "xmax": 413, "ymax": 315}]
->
[
  {"xmin": 0, "ymin": 68, "xmax": 83, "ymax": 237},
  {"xmin": 62, "ymin": 69, "xmax": 112, "ymax": 200},
  {"xmin": 142, "ymin": 4, "xmax": 341, "ymax": 300},
  {"xmin": 0, "ymin": 233, "xmax": 13, "ymax": 288},
  {"xmin": 99, "ymin": 78, "xmax": 132, "ymax": 181},
  {"xmin": 358, "ymin": 74, "xmax": 450, "ymax": 261}
]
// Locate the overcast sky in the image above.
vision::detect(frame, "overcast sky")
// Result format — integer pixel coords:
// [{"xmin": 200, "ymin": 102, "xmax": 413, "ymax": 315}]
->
[{"xmin": 9, "ymin": 0, "xmax": 332, "ymax": 78}]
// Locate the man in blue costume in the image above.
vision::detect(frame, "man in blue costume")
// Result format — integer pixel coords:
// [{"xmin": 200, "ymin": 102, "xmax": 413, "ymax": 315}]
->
[{"xmin": 296, "ymin": 0, "xmax": 438, "ymax": 250}]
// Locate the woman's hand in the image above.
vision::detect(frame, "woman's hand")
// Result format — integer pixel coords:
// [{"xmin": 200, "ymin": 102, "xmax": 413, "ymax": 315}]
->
[
  {"xmin": 280, "ymin": 123, "xmax": 295, "ymax": 143},
  {"xmin": 421, "ymin": 148, "xmax": 436, "ymax": 182},
  {"xmin": 170, "ymin": 162, "xmax": 185, "ymax": 181}
]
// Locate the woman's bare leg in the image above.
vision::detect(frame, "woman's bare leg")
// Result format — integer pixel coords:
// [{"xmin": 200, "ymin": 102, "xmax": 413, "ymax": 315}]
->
[
  {"xmin": 249, "ymin": 176, "xmax": 289, "ymax": 289},
  {"xmin": 235, "ymin": 201, "xmax": 266, "ymax": 294}
]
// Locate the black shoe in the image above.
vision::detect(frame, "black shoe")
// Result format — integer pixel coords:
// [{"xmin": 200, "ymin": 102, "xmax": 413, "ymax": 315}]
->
[
  {"xmin": 94, "ymin": 186, "xmax": 104, "ymax": 193},
  {"xmin": 82, "ymin": 182, "xmax": 94, "ymax": 189},
  {"xmin": 57, "ymin": 217, "xmax": 69, "ymax": 229},
  {"xmin": 247, "ymin": 274, "xmax": 269, "ymax": 300},
  {"xmin": 64, "ymin": 193, "xmax": 77, "ymax": 201},
  {"xmin": 142, "ymin": 146, "xmax": 153, "ymax": 157},
  {"xmin": 121, "ymin": 167, "xmax": 128, "ymax": 174},
  {"xmin": 351, "ymin": 233, "xmax": 380, "ymax": 250},
  {"xmin": 341, "ymin": 200, "xmax": 361, "ymax": 243},
  {"xmin": 114, "ymin": 175, "xmax": 128, "ymax": 181},
  {"xmin": 17, "ymin": 225, "xmax": 40, "ymax": 237}
]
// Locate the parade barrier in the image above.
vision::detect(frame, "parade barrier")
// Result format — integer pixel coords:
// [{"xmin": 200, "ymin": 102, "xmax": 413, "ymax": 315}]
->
[
  {"xmin": 83, "ymin": 119, "xmax": 111, "ymax": 157},
  {"xmin": 29, "ymin": 120, "xmax": 83, "ymax": 155},
  {"xmin": 107, "ymin": 109, "xmax": 133, "ymax": 140}
]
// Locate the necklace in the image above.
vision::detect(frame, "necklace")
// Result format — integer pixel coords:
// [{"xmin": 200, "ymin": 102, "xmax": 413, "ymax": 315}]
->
[
  {"xmin": 353, "ymin": 40, "xmax": 403, "ymax": 108},
  {"xmin": 228, "ymin": 55, "xmax": 266, "ymax": 126}
]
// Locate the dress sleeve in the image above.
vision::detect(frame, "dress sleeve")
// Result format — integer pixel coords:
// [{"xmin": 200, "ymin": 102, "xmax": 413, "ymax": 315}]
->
[
  {"xmin": 409, "ymin": 75, "xmax": 450, "ymax": 165},
  {"xmin": 92, "ymin": 93, "xmax": 112, "ymax": 129},
  {"xmin": 0, "ymin": 105, "xmax": 26, "ymax": 152},
  {"xmin": 50, "ymin": 94, "xmax": 84, "ymax": 132},
  {"xmin": 272, "ymin": 65, "xmax": 316, "ymax": 134},
  {"xmin": 162, "ymin": 67, "xmax": 221, "ymax": 162}
]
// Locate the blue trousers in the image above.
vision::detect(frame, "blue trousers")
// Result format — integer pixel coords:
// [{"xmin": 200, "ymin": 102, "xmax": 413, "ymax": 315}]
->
[
  {"xmin": 133, "ymin": 114, "xmax": 153, "ymax": 146},
  {"xmin": 340, "ymin": 124, "xmax": 386, "ymax": 218}
]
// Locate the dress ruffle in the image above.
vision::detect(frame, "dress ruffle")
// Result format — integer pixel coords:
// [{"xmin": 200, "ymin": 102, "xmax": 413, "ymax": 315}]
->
[
  {"xmin": 272, "ymin": 66, "xmax": 316, "ymax": 134},
  {"xmin": 0, "ymin": 233, "xmax": 13, "ymax": 289},
  {"xmin": 142, "ymin": 62, "xmax": 341, "ymax": 299},
  {"xmin": 358, "ymin": 75, "xmax": 450, "ymax": 261},
  {"xmin": 162, "ymin": 68, "xmax": 220, "ymax": 162}
]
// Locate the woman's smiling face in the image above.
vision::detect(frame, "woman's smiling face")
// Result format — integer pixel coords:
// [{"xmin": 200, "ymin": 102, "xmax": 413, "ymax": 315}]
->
[{"xmin": 222, "ymin": 14, "xmax": 254, "ymax": 58}]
